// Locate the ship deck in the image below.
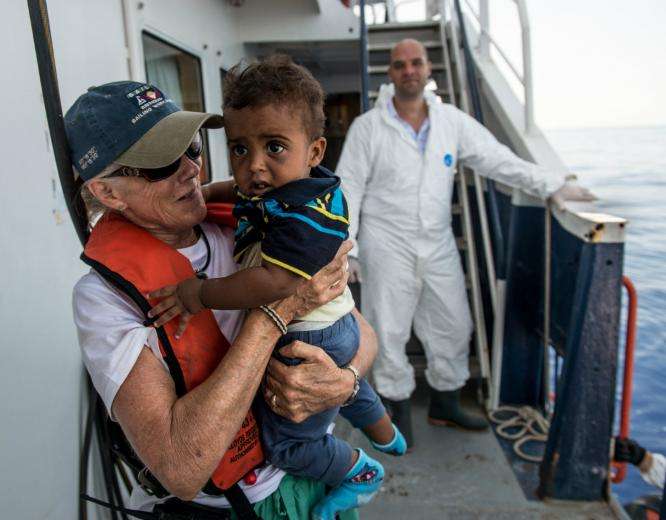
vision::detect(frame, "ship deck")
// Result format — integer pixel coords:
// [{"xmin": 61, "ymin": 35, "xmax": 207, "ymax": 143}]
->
[{"xmin": 337, "ymin": 382, "xmax": 623, "ymax": 519}]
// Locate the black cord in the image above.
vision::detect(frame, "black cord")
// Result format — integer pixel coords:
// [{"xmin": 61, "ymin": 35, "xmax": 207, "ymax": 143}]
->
[
  {"xmin": 194, "ymin": 224, "xmax": 211, "ymax": 278},
  {"xmin": 79, "ymin": 377, "xmax": 97, "ymax": 520},
  {"xmin": 80, "ymin": 495, "xmax": 155, "ymax": 520},
  {"xmin": 94, "ymin": 399, "xmax": 120, "ymax": 520}
]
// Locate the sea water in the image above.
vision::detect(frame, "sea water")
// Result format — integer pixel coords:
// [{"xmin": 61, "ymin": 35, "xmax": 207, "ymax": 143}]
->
[{"xmin": 547, "ymin": 126, "xmax": 666, "ymax": 504}]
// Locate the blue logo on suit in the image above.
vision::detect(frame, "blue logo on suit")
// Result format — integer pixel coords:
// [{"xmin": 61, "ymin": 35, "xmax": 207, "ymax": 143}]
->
[{"xmin": 443, "ymin": 153, "xmax": 454, "ymax": 167}]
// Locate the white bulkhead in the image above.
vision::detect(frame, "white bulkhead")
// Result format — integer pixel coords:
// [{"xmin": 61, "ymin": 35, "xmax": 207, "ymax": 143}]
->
[{"xmin": 0, "ymin": 1, "xmax": 358, "ymax": 518}]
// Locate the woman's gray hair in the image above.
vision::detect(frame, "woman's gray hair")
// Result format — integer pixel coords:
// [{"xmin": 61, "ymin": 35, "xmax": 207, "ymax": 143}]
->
[{"xmin": 79, "ymin": 162, "xmax": 121, "ymax": 225}]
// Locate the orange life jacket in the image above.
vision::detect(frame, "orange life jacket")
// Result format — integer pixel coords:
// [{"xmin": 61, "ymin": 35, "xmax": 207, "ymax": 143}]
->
[{"xmin": 81, "ymin": 204, "xmax": 264, "ymax": 492}]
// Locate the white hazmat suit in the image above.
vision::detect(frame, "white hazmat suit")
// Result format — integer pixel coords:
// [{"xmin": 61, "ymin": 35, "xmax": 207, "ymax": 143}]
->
[{"xmin": 337, "ymin": 84, "xmax": 566, "ymax": 401}]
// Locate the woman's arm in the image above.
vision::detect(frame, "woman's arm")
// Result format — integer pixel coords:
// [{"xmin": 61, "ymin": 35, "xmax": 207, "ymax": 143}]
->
[
  {"xmin": 263, "ymin": 307, "xmax": 379, "ymax": 423},
  {"xmin": 112, "ymin": 241, "xmax": 352, "ymax": 500},
  {"xmin": 113, "ymin": 304, "xmax": 291, "ymax": 500}
]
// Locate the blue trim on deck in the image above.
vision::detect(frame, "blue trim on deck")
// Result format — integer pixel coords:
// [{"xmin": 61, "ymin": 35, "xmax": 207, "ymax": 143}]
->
[{"xmin": 498, "ymin": 205, "xmax": 624, "ymax": 501}]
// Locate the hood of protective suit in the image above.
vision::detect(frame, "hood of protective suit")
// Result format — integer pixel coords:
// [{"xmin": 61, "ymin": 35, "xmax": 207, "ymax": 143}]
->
[{"xmin": 375, "ymin": 83, "xmax": 442, "ymax": 111}]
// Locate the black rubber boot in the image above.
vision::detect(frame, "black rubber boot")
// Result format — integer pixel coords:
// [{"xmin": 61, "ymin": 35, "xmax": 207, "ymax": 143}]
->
[
  {"xmin": 427, "ymin": 388, "xmax": 488, "ymax": 431},
  {"xmin": 382, "ymin": 397, "xmax": 414, "ymax": 449}
]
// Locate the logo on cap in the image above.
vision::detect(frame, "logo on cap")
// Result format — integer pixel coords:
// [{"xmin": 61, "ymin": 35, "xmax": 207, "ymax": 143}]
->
[
  {"xmin": 78, "ymin": 146, "xmax": 99, "ymax": 170},
  {"xmin": 137, "ymin": 89, "xmax": 160, "ymax": 105},
  {"xmin": 128, "ymin": 86, "xmax": 169, "ymax": 125}
]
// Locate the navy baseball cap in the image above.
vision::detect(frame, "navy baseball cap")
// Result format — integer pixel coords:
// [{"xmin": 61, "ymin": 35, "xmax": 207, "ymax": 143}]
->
[{"xmin": 64, "ymin": 81, "xmax": 223, "ymax": 181}]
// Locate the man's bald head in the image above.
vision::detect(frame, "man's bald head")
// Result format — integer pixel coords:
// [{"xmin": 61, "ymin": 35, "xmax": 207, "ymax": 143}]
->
[
  {"xmin": 388, "ymin": 39, "xmax": 432, "ymax": 100},
  {"xmin": 390, "ymin": 38, "xmax": 429, "ymax": 64}
]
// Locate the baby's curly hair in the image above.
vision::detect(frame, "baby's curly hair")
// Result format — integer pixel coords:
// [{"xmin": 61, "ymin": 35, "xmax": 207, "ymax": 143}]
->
[{"xmin": 223, "ymin": 54, "xmax": 325, "ymax": 141}]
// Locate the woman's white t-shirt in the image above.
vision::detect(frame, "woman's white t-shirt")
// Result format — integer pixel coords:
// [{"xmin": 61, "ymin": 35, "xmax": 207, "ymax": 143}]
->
[{"xmin": 72, "ymin": 222, "xmax": 284, "ymax": 510}]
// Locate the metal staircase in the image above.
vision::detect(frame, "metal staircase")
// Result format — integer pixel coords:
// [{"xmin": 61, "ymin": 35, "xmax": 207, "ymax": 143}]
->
[{"xmin": 366, "ymin": 21, "xmax": 450, "ymax": 103}]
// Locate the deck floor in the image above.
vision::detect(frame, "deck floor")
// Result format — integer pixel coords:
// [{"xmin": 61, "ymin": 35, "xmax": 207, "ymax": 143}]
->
[{"xmin": 336, "ymin": 383, "xmax": 618, "ymax": 519}]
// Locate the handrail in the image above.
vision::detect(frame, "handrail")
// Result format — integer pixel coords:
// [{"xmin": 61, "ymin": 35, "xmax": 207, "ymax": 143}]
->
[
  {"xmin": 444, "ymin": 0, "xmax": 494, "ymax": 408},
  {"xmin": 461, "ymin": 0, "xmax": 535, "ymax": 133},
  {"xmin": 359, "ymin": 0, "xmax": 370, "ymax": 112},
  {"xmin": 453, "ymin": 0, "xmax": 507, "ymax": 280},
  {"xmin": 611, "ymin": 276, "xmax": 638, "ymax": 484}
]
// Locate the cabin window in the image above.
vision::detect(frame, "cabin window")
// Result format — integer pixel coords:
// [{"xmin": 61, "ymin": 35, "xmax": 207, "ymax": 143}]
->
[{"xmin": 142, "ymin": 32, "xmax": 211, "ymax": 183}]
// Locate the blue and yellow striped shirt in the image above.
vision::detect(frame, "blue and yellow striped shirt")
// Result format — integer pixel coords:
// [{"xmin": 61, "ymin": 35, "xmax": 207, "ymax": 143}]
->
[{"xmin": 233, "ymin": 166, "xmax": 350, "ymax": 280}]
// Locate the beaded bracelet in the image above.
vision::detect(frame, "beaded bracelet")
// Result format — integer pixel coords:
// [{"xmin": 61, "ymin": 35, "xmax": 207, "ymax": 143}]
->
[{"xmin": 259, "ymin": 305, "xmax": 288, "ymax": 335}]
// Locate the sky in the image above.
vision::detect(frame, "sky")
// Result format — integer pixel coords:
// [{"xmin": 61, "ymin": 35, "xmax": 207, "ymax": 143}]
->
[{"xmin": 392, "ymin": 0, "xmax": 666, "ymax": 129}]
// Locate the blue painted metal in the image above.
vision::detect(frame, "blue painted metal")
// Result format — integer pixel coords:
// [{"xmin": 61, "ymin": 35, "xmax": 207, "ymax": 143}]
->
[
  {"xmin": 500, "ymin": 207, "xmax": 624, "ymax": 501},
  {"xmin": 538, "ymin": 219, "xmax": 624, "ymax": 500},
  {"xmin": 499, "ymin": 204, "xmax": 546, "ymax": 407},
  {"xmin": 548, "ymin": 215, "xmax": 587, "ymax": 356}
]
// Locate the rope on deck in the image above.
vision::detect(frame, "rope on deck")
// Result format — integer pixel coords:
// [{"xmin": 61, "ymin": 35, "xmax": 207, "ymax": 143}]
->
[{"xmin": 489, "ymin": 406, "xmax": 549, "ymax": 463}]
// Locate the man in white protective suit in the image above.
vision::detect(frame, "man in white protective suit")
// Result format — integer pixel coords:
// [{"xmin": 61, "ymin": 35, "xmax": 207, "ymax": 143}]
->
[{"xmin": 336, "ymin": 39, "xmax": 594, "ymax": 448}]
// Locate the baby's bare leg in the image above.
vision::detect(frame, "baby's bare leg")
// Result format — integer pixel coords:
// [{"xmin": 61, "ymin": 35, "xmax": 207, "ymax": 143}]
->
[{"xmin": 362, "ymin": 413, "xmax": 395, "ymax": 445}]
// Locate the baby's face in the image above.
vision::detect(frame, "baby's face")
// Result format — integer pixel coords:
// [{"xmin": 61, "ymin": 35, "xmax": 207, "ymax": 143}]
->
[{"xmin": 224, "ymin": 104, "xmax": 325, "ymax": 197}]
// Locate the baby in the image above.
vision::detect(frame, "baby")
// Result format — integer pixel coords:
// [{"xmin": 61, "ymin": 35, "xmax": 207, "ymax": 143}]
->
[{"xmin": 150, "ymin": 55, "xmax": 405, "ymax": 520}]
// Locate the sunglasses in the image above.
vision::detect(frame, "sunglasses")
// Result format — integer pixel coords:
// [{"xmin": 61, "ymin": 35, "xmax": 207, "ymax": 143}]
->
[{"xmin": 109, "ymin": 132, "xmax": 204, "ymax": 182}]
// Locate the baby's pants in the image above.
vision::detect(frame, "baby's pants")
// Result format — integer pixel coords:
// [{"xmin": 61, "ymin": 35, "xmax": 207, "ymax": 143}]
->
[{"xmin": 257, "ymin": 312, "xmax": 386, "ymax": 487}]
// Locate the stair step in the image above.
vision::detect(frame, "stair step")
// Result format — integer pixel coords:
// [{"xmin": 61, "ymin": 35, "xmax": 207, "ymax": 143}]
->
[
  {"xmin": 367, "ymin": 40, "xmax": 442, "ymax": 52},
  {"xmin": 368, "ymin": 62, "xmax": 446, "ymax": 74},
  {"xmin": 368, "ymin": 20, "xmax": 440, "ymax": 32},
  {"xmin": 368, "ymin": 88, "xmax": 449, "ymax": 99}
]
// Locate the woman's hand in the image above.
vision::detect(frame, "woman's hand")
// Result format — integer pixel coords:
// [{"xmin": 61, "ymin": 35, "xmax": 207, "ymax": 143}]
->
[
  {"xmin": 263, "ymin": 341, "xmax": 355, "ymax": 423},
  {"xmin": 289, "ymin": 240, "xmax": 353, "ymax": 317},
  {"xmin": 146, "ymin": 278, "xmax": 204, "ymax": 338}
]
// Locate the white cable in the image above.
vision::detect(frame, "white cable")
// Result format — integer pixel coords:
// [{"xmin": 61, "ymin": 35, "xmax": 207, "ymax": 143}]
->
[{"xmin": 489, "ymin": 405, "xmax": 549, "ymax": 462}]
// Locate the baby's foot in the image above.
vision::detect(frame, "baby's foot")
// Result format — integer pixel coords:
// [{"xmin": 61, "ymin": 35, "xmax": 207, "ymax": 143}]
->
[
  {"xmin": 371, "ymin": 423, "xmax": 407, "ymax": 456},
  {"xmin": 311, "ymin": 449, "xmax": 384, "ymax": 520}
]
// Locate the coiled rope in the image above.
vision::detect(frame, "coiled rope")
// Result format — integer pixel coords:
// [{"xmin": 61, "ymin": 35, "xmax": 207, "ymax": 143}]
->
[{"xmin": 489, "ymin": 406, "xmax": 550, "ymax": 462}]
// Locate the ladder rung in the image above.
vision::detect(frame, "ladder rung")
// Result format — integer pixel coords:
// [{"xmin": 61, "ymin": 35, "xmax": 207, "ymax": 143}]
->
[
  {"xmin": 368, "ymin": 63, "xmax": 446, "ymax": 74},
  {"xmin": 368, "ymin": 88, "xmax": 449, "ymax": 99},
  {"xmin": 368, "ymin": 40, "xmax": 442, "ymax": 52},
  {"xmin": 367, "ymin": 20, "xmax": 440, "ymax": 32}
]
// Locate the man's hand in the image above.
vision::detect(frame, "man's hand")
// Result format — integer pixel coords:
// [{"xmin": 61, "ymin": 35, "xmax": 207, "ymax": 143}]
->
[
  {"xmin": 348, "ymin": 256, "xmax": 362, "ymax": 284},
  {"xmin": 549, "ymin": 181, "xmax": 597, "ymax": 211},
  {"xmin": 263, "ymin": 341, "xmax": 355, "ymax": 423},
  {"xmin": 290, "ymin": 241, "xmax": 352, "ymax": 316},
  {"xmin": 146, "ymin": 278, "xmax": 204, "ymax": 338}
]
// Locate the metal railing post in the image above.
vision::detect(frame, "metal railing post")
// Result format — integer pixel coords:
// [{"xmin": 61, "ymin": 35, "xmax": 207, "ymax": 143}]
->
[
  {"xmin": 514, "ymin": 0, "xmax": 534, "ymax": 133},
  {"xmin": 359, "ymin": 0, "xmax": 370, "ymax": 113},
  {"xmin": 478, "ymin": 0, "xmax": 490, "ymax": 58}
]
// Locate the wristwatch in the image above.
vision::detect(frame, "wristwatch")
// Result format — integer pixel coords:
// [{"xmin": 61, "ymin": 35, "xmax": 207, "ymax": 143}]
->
[{"xmin": 341, "ymin": 363, "xmax": 360, "ymax": 407}]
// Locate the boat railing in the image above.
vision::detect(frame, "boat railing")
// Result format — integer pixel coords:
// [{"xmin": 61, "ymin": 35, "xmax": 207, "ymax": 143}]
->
[{"xmin": 459, "ymin": 0, "xmax": 535, "ymax": 134}]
